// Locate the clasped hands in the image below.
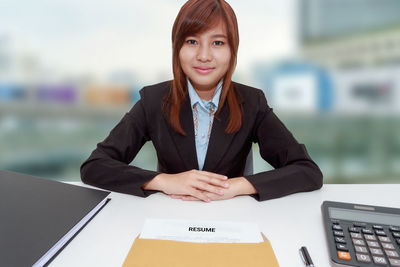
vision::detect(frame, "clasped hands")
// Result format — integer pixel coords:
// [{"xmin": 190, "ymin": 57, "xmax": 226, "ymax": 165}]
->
[{"xmin": 143, "ymin": 170, "xmax": 256, "ymax": 202}]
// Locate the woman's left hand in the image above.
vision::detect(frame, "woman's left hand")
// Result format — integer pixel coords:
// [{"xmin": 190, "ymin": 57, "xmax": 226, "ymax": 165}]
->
[{"xmin": 169, "ymin": 177, "xmax": 256, "ymax": 201}]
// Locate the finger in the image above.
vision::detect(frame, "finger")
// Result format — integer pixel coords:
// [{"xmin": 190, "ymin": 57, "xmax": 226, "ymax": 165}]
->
[
  {"xmin": 194, "ymin": 181, "xmax": 225, "ymax": 196},
  {"xmin": 188, "ymin": 188, "xmax": 211, "ymax": 202},
  {"xmin": 204, "ymin": 192, "xmax": 224, "ymax": 201},
  {"xmin": 197, "ymin": 176, "xmax": 230, "ymax": 189},
  {"xmin": 181, "ymin": 196, "xmax": 201, "ymax": 201},
  {"xmin": 197, "ymin": 170, "xmax": 228, "ymax": 180},
  {"xmin": 169, "ymin": 194, "xmax": 183, "ymax": 199},
  {"xmin": 193, "ymin": 172, "xmax": 229, "ymax": 188}
]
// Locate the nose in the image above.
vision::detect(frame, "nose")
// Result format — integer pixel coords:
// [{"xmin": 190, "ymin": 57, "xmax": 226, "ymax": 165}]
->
[{"xmin": 196, "ymin": 44, "xmax": 212, "ymax": 62}]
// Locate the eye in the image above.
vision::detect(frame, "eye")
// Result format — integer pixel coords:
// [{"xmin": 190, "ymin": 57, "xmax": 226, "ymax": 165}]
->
[
  {"xmin": 213, "ymin": 40, "xmax": 225, "ymax": 46},
  {"xmin": 186, "ymin": 39, "xmax": 198, "ymax": 45}
]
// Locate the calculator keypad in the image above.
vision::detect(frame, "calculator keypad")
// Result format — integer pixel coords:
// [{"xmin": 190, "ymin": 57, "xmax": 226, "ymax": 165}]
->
[
  {"xmin": 376, "ymin": 230, "xmax": 387, "ymax": 236},
  {"xmin": 387, "ymin": 250, "xmax": 399, "ymax": 258},
  {"xmin": 365, "ymin": 235, "xmax": 377, "ymax": 241},
  {"xmin": 334, "ymin": 230, "xmax": 345, "ymax": 237},
  {"xmin": 356, "ymin": 253, "xmax": 371, "ymax": 263},
  {"xmin": 337, "ymin": 243, "xmax": 348, "ymax": 251},
  {"xmin": 333, "ymin": 224, "xmax": 342, "ymax": 231},
  {"xmin": 379, "ymin": 236, "xmax": 391, "ymax": 242},
  {"xmin": 338, "ymin": 251, "xmax": 352, "ymax": 260},
  {"xmin": 367, "ymin": 241, "xmax": 380, "ymax": 248},
  {"xmin": 331, "ymin": 222, "xmax": 400, "ymax": 266},
  {"xmin": 389, "ymin": 258, "xmax": 400, "ymax": 266},
  {"xmin": 362, "ymin": 229, "xmax": 374, "ymax": 235},
  {"xmin": 355, "ymin": 246, "xmax": 368, "ymax": 253},
  {"xmin": 370, "ymin": 248, "xmax": 383, "ymax": 256},
  {"xmin": 353, "ymin": 239, "xmax": 366, "ymax": 246},
  {"xmin": 351, "ymin": 233, "xmax": 362, "ymax": 239},
  {"xmin": 372, "ymin": 255, "xmax": 387, "ymax": 265}
]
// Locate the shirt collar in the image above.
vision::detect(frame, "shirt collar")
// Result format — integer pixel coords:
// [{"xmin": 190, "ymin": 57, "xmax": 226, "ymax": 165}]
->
[{"xmin": 187, "ymin": 78, "xmax": 223, "ymax": 109}]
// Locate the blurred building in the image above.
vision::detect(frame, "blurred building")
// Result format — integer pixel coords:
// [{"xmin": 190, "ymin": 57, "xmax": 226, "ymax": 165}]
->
[
  {"xmin": 258, "ymin": 1, "xmax": 400, "ymax": 114},
  {"xmin": 255, "ymin": 61, "xmax": 333, "ymax": 113},
  {"xmin": 0, "ymin": 35, "xmax": 140, "ymax": 180},
  {"xmin": 292, "ymin": 0, "xmax": 400, "ymax": 182},
  {"xmin": 299, "ymin": 0, "xmax": 400, "ymax": 114},
  {"xmin": 251, "ymin": 0, "xmax": 400, "ymax": 183},
  {"xmin": 300, "ymin": 0, "xmax": 400, "ymax": 69}
]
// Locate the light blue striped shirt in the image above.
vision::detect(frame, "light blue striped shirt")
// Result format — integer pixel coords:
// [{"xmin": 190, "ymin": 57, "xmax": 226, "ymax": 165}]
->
[{"xmin": 187, "ymin": 79, "xmax": 223, "ymax": 170}]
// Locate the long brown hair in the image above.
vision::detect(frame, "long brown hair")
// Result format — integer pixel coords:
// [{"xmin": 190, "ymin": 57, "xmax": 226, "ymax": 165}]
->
[{"xmin": 163, "ymin": 0, "xmax": 242, "ymax": 136}]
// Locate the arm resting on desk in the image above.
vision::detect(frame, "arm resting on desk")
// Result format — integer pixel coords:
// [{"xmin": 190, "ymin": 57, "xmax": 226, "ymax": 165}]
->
[
  {"xmin": 243, "ymin": 90, "xmax": 323, "ymax": 201},
  {"xmin": 80, "ymin": 99, "xmax": 160, "ymax": 197}
]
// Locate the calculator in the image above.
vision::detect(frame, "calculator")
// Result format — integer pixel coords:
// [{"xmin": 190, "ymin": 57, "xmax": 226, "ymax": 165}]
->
[{"xmin": 322, "ymin": 201, "xmax": 400, "ymax": 266}]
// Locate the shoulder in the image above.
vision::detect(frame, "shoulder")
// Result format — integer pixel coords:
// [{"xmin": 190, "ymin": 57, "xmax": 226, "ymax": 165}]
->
[
  {"xmin": 137, "ymin": 80, "xmax": 172, "ymax": 113},
  {"xmin": 139, "ymin": 80, "xmax": 171, "ymax": 100},
  {"xmin": 127, "ymin": 80, "xmax": 171, "ymax": 118},
  {"xmin": 232, "ymin": 81, "xmax": 266, "ymax": 100},
  {"xmin": 232, "ymin": 81, "xmax": 268, "ymax": 107}
]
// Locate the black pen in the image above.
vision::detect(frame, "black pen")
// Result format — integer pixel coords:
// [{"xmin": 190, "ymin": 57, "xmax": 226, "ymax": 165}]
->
[{"xmin": 299, "ymin": 246, "xmax": 315, "ymax": 267}]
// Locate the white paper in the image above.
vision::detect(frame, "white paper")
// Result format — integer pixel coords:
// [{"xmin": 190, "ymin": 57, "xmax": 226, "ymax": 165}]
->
[{"xmin": 140, "ymin": 218, "xmax": 263, "ymax": 243}]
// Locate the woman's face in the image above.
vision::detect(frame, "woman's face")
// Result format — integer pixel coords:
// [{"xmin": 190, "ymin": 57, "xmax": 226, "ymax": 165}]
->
[{"xmin": 179, "ymin": 20, "xmax": 231, "ymax": 93}]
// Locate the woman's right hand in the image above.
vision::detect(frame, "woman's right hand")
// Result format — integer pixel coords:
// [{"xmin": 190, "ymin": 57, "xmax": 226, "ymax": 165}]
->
[{"xmin": 142, "ymin": 170, "xmax": 230, "ymax": 202}]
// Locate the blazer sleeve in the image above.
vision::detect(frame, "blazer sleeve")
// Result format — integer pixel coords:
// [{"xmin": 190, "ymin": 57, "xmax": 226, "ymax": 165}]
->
[
  {"xmin": 80, "ymin": 90, "xmax": 160, "ymax": 197},
  {"xmin": 244, "ymin": 90, "xmax": 323, "ymax": 201}
]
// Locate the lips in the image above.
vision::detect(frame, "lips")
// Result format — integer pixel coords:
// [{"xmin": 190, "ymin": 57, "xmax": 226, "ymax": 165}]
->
[{"xmin": 194, "ymin": 67, "xmax": 215, "ymax": 74}]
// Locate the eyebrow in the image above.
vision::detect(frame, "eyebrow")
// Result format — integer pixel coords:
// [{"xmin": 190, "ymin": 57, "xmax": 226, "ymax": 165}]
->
[
  {"xmin": 190, "ymin": 34, "xmax": 227, "ymax": 39},
  {"xmin": 211, "ymin": 34, "xmax": 227, "ymax": 39}
]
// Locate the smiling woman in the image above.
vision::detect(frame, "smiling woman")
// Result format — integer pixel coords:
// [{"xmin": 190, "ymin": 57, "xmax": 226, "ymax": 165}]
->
[
  {"xmin": 80, "ymin": 0, "xmax": 323, "ymax": 202},
  {"xmin": 167, "ymin": 0, "xmax": 241, "ymax": 135},
  {"xmin": 179, "ymin": 21, "xmax": 231, "ymax": 99}
]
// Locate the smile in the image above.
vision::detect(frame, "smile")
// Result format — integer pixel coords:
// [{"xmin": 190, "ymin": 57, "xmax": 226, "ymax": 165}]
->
[{"xmin": 194, "ymin": 67, "xmax": 215, "ymax": 74}]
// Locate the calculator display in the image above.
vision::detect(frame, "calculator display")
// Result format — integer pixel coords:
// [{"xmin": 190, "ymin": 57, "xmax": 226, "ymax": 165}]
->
[{"xmin": 329, "ymin": 207, "xmax": 400, "ymax": 226}]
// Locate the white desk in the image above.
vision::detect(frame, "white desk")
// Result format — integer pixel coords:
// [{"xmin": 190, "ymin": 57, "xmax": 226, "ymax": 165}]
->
[{"xmin": 49, "ymin": 184, "xmax": 400, "ymax": 267}]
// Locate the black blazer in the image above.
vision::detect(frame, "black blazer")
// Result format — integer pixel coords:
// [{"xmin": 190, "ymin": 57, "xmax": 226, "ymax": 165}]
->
[{"xmin": 81, "ymin": 81, "xmax": 323, "ymax": 201}]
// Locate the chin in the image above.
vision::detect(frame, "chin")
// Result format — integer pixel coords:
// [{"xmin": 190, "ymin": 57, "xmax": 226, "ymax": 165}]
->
[
  {"xmin": 192, "ymin": 75, "xmax": 220, "ymax": 84},
  {"xmin": 193, "ymin": 80, "xmax": 218, "ymax": 88}
]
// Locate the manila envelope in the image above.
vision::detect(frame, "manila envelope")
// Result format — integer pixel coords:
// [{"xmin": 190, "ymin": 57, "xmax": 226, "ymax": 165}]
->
[{"xmin": 122, "ymin": 233, "xmax": 279, "ymax": 267}]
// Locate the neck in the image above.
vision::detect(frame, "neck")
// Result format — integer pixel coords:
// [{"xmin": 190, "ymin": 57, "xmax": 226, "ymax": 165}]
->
[{"xmin": 195, "ymin": 88, "xmax": 215, "ymax": 101}]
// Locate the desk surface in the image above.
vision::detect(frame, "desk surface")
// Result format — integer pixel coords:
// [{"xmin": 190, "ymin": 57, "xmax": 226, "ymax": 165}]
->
[{"xmin": 49, "ymin": 184, "xmax": 400, "ymax": 267}]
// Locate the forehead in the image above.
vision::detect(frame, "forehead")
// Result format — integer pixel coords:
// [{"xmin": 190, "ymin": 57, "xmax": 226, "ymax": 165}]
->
[{"xmin": 190, "ymin": 20, "xmax": 228, "ymax": 37}]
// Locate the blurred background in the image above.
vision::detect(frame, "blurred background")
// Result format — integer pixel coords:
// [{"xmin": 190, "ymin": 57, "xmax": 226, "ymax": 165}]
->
[{"xmin": 1, "ymin": 0, "xmax": 399, "ymax": 183}]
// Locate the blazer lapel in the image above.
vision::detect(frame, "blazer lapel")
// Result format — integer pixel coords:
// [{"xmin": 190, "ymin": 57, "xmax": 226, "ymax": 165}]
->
[
  {"xmin": 203, "ymin": 86, "xmax": 245, "ymax": 172},
  {"xmin": 167, "ymin": 97, "xmax": 199, "ymax": 170},
  {"xmin": 202, "ymin": 101, "xmax": 236, "ymax": 172}
]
